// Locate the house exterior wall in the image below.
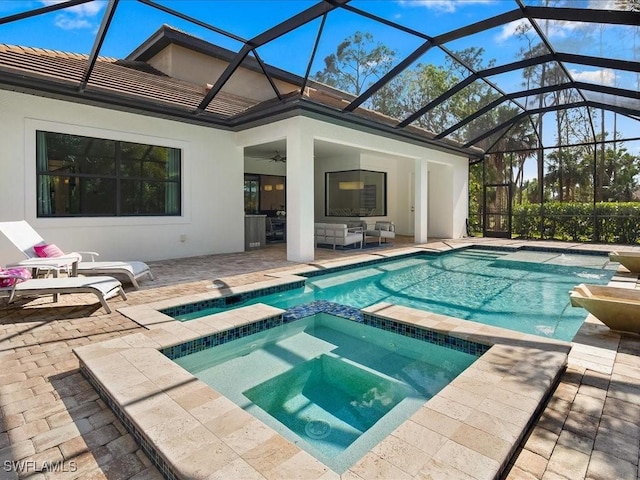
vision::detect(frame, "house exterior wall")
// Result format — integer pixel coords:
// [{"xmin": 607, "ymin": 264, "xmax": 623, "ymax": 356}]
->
[
  {"xmin": 0, "ymin": 89, "xmax": 469, "ymax": 265},
  {"xmin": 0, "ymin": 89, "xmax": 245, "ymax": 264},
  {"xmin": 427, "ymin": 156, "xmax": 470, "ymax": 239},
  {"xmin": 237, "ymin": 117, "xmax": 470, "ymax": 243},
  {"xmin": 147, "ymin": 44, "xmax": 299, "ymax": 102},
  {"xmin": 359, "ymin": 152, "xmax": 400, "ymax": 231},
  {"xmin": 314, "ymin": 154, "xmax": 360, "ymax": 222}
]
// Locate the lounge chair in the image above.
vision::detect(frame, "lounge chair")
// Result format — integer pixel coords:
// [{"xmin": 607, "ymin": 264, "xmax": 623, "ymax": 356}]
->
[
  {"xmin": 608, "ymin": 251, "xmax": 640, "ymax": 273},
  {"xmin": 0, "ymin": 220, "xmax": 153, "ymax": 289},
  {"xmin": 365, "ymin": 221, "xmax": 395, "ymax": 246},
  {"xmin": 570, "ymin": 283, "xmax": 640, "ymax": 334},
  {"xmin": 0, "ymin": 269, "xmax": 126, "ymax": 314}
]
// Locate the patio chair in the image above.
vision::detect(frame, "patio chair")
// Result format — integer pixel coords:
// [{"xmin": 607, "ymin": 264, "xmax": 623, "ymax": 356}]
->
[
  {"xmin": 0, "ymin": 268, "xmax": 126, "ymax": 314},
  {"xmin": 364, "ymin": 221, "xmax": 395, "ymax": 246},
  {"xmin": 0, "ymin": 220, "xmax": 153, "ymax": 289},
  {"xmin": 570, "ymin": 283, "xmax": 640, "ymax": 334},
  {"xmin": 266, "ymin": 217, "xmax": 286, "ymax": 243}
]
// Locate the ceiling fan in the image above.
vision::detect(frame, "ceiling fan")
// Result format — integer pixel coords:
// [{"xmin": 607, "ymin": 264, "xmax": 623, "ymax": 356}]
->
[
  {"xmin": 267, "ymin": 151, "xmax": 286, "ymax": 163},
  {"xmin": 253, "ymin": 150, "xmax": 286, "ymax": 163}
]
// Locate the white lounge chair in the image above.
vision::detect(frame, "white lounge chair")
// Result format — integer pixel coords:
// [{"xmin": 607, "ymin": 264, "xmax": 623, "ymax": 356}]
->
[
  {"xmin": 0, "ymin": 270, "xmax": 127, "ymax": 314},
  {"xmin": 570, "ymin": 283, "xmax": 640, "ymax": 334},
  {"xmin": 0, "ymin": 220, "xmax": 153, "ymax": 289},
  {"xmin": 608, "ymin": 251, "xmax": 640, "ymax": 273}
]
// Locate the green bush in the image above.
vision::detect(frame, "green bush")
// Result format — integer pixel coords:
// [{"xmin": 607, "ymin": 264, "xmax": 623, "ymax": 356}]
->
[{"xmin": 512, "ymin": 202, "xmax": 640, "ymax": 245}]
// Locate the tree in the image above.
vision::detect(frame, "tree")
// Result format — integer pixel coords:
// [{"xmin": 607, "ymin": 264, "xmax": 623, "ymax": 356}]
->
[
  {"xmin": 313, "ymin": 31, "xmax": 396, "ymax": 98},
  {"xmin": 615, "ymin": 0, "xmax": 640, "ymax": 11},
  {"xmin": 602, "ymin": 145, "xmax": 640, "ymax": 201}
]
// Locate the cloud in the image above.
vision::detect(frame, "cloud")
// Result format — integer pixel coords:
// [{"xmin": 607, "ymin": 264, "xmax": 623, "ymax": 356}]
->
[
  {"xmin": 496, "ymin": 20, "xmax": 531, "ymax": 42},
  {"xmin": 40, "ymin": 0, "xmax": 103, "ymax": 30},
  {"xmin": 398, "ymin": 0, "xmax": 494, "ymax": 14},
  {"xmin": 54, "ymin": 15, "xmax": 92, "ymax": 30},
  {"xmin": 570, "ymin": 68, "xmax": 617, "ymax": 86},
  {"xmin": 588, "ymin": 0, "xmax": 632, "ymax": 9},
  {"xmin": 497, "ymin": 17, "xmax": 588, "ymax": 43}
]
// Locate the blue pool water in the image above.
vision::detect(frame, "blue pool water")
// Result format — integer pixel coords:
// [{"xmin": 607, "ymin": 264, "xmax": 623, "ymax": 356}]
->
[
  {"xmin": 174, "ymin": 313, "xmax": 478, "ymax": 473},
  {"xmin": 177, "ymin": 248, "xmax": 615, "ymax": 341}
]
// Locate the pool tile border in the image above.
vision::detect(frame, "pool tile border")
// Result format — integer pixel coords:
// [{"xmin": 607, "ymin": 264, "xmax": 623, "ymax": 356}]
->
[
  {"xmin": 149, "ymin": 243, "xmax": 612, "ymax": 326},
  {"xmin": 76, "ymin": 299, "xmax": 571, "ymax": 480},
  {"xmin": 160, "ymin": 301, "xmax": 490, "ymax": 363},
  {"xmin": 161, "ymin": 315, "xmax": 283, "ymax": 360}
]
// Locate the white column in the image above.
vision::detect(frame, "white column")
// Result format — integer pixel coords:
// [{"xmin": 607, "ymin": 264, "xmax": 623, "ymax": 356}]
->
[
  {"xmin": 414, "ymin": 158, "xmax": 429, "ymax": 244},
  {"xmin": 286, "ymin": 129, "xmax": 315, "ymax": 262}
]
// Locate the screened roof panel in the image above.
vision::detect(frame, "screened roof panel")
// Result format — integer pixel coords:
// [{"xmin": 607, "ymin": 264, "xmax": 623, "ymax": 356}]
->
[
  {"xmin": 105, "ymin": 1, "xmax": 246, "ymax": 57},
  {"xmin": 521, "ymin": 0, "xmax": 638, "ymax": 10},
  {"xmin": 349, "ymin": 1, "xmax": 518, "ymax": 38},
  {"xmin": 542, "ymin": 105, "xmax": 597, "ymax": 144},
  {"xmin": 0, "ymin": 4, "xmax": 96, "ymax": 55},
  {"xmin": 254, "ymin": 17, "xmax": 323, "ymax": 79},
  {"xmin": 468, "ymin": 122, "xmax": 518, "ymax": 152},
  {"xmin": 565, "ymin": 63, "xmax": 638, "ymax": 91},
  {"xmin": 583, "ymin": 91, "xmax": 640, "ymax": 112},
  {"xmin": 440, "ymin": 18, "xmax": 549, "ymax": 69},
  {"xmin": 408, "ymin": 77, "xmax": 504, "ymax": 136},
  {"xmin": 306, "ymin": 6, "xmax": 426, "ymax": 98},
  {"xmin": 540, "ymin": 20, "xmax": 640, "ymax": 63},
  {"xmin": 0, "ymin": 0, "xmax": 638, "ymax": 159},
  {"xmin": 154, "ymin": 0, "xmax": 318, "ymax": 39},
  {"xmin": 445, "ymin": 104, "xmax": 524, "ymax": 145},
  {"xmin": 486, "ymin": 61, "xmax": 572, "ymax": 95},
  {"xmin": 544, "ymin": 87, "xmax": 587, "ymax": 107}
]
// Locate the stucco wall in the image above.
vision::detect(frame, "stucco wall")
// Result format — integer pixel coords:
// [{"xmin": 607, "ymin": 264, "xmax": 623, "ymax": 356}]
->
[
  {"xmin": 427, "ymin": 156, "xmax": 469, "ymax": 239},
  {"xmin": 0, "ymin": 89, "xmax": 244, "ymax": 264},
  {"xmin": 313, "ymin": 155, "xmax": 360, "ymax": 222},
  {"xmin": 237, "ymin": 117, "xmax": 470, "ymax": 242},
  {"xmin": 148, "ymin": 44, "xmax": 299, "ymax": 102},
  {"xmin": 0, "ymin": 89, "xmax": 470, "ymax": 265}
]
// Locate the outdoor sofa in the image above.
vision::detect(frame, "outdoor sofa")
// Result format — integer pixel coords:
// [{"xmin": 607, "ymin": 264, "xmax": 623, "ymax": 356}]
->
[{"xmin": 314, "ymin": 223, "xmax": 363, "ymax": 249}]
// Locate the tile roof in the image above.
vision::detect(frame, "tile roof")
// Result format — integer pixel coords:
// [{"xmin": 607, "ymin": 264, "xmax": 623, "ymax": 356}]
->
[
  {"xmin": 0, "ymin": 42, "xmax": 479, "ymax": 156},
  {"xmin": 0, "ymin": 44, "xmax": 259, "ymax": 117}
]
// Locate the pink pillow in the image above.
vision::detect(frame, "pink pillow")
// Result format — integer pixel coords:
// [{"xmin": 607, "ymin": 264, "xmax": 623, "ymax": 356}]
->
[
  {"xmin": 0, "ymin": 267, "xmax": 32, "ymax": 287},
  {"xmin": 34, "ymin": 243, "xmax": 65, "ymax": 258}
]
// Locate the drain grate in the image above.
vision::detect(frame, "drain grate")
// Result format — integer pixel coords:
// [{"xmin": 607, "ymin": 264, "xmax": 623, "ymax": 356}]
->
[{"xmin": 305, "ymin": 420, "xmax": 331, "ymax": 439}]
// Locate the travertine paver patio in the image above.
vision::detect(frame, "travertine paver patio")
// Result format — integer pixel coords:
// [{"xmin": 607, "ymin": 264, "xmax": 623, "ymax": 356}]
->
[{"xmin": 0, "ymin": 237, "xmax": 639, "ymax": 479}]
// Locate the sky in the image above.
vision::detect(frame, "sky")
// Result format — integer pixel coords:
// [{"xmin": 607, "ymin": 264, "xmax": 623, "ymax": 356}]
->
[{"xmin": 0, "ymin": 0, "xmax": 638, "ymax": 161}]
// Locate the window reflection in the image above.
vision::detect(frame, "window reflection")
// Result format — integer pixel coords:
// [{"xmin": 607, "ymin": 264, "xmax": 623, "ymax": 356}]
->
[{"xmin": 326, "ymin": 170, "xmax": 387, "ymax": 217}]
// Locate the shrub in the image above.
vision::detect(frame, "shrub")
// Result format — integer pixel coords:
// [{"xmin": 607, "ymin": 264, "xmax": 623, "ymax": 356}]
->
[{"xmin": 511, "ymin": 202, "xmax": 640, "ymax": 245}]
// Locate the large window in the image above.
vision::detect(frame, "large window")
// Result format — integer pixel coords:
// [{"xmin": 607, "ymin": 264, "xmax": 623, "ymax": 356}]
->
[
  {"xmin": 36, "ymin": 131, "xmax": 181, "ymax": 217},
  {"xmin": 243, "ymin": 173, "xmax": 285, "ymax": 215},
  {"xmin": 325, "ymin": 170, "xmax": 386, "ymax": 217}
]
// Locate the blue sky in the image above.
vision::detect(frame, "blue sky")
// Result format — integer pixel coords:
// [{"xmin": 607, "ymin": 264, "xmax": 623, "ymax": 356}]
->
[
  {"xmin": 0, "ymin": 1, "xmax": 525, "ymax": 63},
  {"xmin": 0, "ymin": 1, "xmax": 635, "ymax": 88},
  {"xmin": 0, "ymin": 0, "xmax": 638, "ymax": 159}
]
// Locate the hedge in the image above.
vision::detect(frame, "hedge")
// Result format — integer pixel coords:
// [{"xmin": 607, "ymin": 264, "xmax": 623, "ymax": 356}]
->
[{"xmin": 512, "ymin": 202, "xmax": 640, "ymax": 244}]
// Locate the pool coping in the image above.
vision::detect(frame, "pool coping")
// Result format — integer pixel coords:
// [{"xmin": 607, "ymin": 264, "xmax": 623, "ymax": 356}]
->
[
  {"xmin": 75, "ymin": 301, "xmax": 572, "ymax": 480},
  {"xmin": 119, "ymin": 242, "xmax": 620, "ymax": 329},
  {"xmin": 75, "ymin": 242, "xmax": 632, "ymax": 479}
]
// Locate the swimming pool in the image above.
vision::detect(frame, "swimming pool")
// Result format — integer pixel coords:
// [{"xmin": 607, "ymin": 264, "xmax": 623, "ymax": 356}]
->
[
  {"xmin": 172, "ymin": 247, "xmax": 615, "ymax": 341},
  {"xmin": 173, "ymin": 312, "xmax": 480, "ymax": 473}
]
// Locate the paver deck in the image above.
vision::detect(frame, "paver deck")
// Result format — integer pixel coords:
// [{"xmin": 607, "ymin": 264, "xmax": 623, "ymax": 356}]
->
[{"xmin": 1, "ymin": 237, "xmax": 639, "ymax": 479}]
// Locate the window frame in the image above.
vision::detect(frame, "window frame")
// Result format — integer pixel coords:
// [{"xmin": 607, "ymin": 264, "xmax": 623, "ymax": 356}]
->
[
  {"xmin": 325, "ymin": 169, "xmax": 387, "ymax": 217},
  {"xmin": 35, "ymin": 130, "xmax": 182, "ymax": 218}
]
